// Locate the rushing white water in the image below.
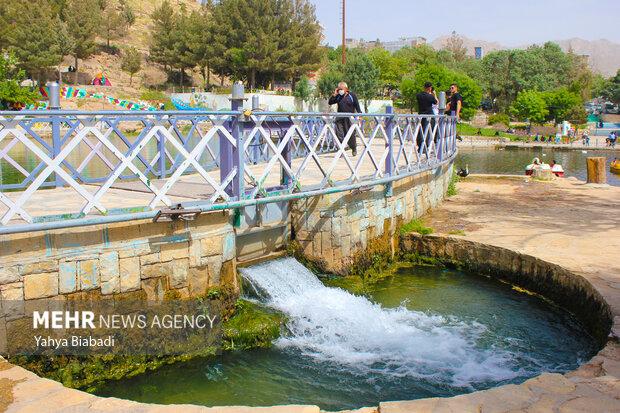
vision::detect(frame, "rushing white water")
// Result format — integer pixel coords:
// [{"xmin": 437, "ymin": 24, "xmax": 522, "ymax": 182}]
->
[{"xmin": 239, "ymin": 257, "xmax": 523, "ymax": 387}]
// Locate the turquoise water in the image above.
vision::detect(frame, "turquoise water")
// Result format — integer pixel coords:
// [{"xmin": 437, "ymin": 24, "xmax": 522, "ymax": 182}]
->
[{"xmin": 94, "ymin": 262, "xmax": 597, "ymax": 411}]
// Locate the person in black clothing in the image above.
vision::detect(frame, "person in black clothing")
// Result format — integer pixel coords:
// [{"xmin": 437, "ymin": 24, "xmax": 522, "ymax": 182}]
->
[
  {"xmin": 446, "ymin": 83, "xmax": 463, "ymax": 119},
  {"xmin": 328, "ymin": 82, "xmax": 362, "ymax": 156},
  {"xmin": 416, "ymin": 82, "xmax": 438, "ymax": 153}
]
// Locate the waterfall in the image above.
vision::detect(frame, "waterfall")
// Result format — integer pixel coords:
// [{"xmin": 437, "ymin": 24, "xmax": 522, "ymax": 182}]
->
[{"xmin": 239, "ymin": 257, "xmax": 521, "ymax": 387}]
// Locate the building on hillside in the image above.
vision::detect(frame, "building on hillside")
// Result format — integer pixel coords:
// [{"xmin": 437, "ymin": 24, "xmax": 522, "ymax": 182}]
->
[
  {"xmin": 475, "ymin": 47, "xmax": 484, "ymax": 60},
  {"xmin": 345, "ymin": 36, "xmax": 427, "ymax": 52}
]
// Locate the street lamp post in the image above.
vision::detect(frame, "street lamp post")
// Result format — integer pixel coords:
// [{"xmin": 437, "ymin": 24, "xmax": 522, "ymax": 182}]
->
[{"xmin": 342, "ymin": 0, "xmax": 346, "ymax": 65}]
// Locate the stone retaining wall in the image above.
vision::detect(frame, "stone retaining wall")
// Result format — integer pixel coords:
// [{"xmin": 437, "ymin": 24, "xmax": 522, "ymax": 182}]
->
[
  {"xmin": 0, "ymin": 211, "xmax": 238, "ymax": 341},
  {"xmin": 291, "ymin": 163, "xmax": 454, "ymax": 274},
  {"xmin": 401, "ymin": 234, "xmax": 614, "ymax": 344}
]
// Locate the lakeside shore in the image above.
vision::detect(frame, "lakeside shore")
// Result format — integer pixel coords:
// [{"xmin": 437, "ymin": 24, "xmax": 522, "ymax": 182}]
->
[{"xmin": 458, "ymin": 135, "xmax": 620, "ymax": 151}]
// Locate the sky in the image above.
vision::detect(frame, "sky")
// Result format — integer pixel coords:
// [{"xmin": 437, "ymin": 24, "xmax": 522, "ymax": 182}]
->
[{"xmin": 309, "ymin": 0, "xmax": 620, "ymax": 47}]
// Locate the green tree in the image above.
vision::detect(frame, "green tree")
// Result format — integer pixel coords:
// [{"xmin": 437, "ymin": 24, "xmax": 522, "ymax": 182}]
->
[
  {"xmin": 481, "ymin": 42, "xmax": 574, "ymax": 112},
  {"xmin": 543, "ymin": 88, "xmax": 582, "ymax": 123},
  {"xmin": 393, "ymin": 44, "xmax": 441, "ymax": 72},
  {"xmin": 510, "ymin": 90, "xmax": 548, "ymax": 125},
  {"xmin": 399, "ymin": 76, "xmax": 418, "ymax": 112},
  {"xmin": 316, "ymin": 68, "xmax": 343, "ymax": 99},
  {"xmin": 601, "ymin": 69, "xmax": 620, "ymax": 104},
  {"xmin": 120, "ymin": 47, "xmax": 141, "ymax": 86},
  {"xmin": 54, "ymin": 17, "xmax": 76, "ymax": 84},
  {"xmin": 101, "ymin": 0, "xmax": 133, "ymax": 49},
  {"xmin": 343, "ymin": 54, "xmax": 380, "ymax": 111},
  {"xmin": 63, "ymin": 0, "xmax": 102, "ymax": 78},
  {"xmin": 367, "ymin": 47, "xmax": 407, "ymax": 94},
  {"xmin": 119, "ymin": 0, "xmax": 135, "ymax": 25},
  {"xmin": 209, "ymin": 0, "xmax": 321, "ymax": 89},
  {"xmin": 410, "ymin": 64, "xmax": 482, "ymax": 120},
  {"xmin": 0, "ymin": 53, "xmax": 39, "ymax": 108},
  {"xmin": 280, "ymin": 0, "xmax": 322, "ymax": 88},
  {"xmin": 149, "ymin": 1, "xmax": 180, "ymax": 74},
  {"xmin": 186, "ymin": 6, "xmax": 216, "ymax": 88},
  {"xmin": 172, "ymin": 7, "xmax": 198, "ymax": 87},
  {"xmin": 210, "ymin": 0, "xmax": 279, "ymax": 89},
  {"xmin": 3, "ymin": 0, "xmax": 62, "ymax": 82},
  {"xmin": 293, "ymin": 75, "xmax": 312, "ymax": 102}
]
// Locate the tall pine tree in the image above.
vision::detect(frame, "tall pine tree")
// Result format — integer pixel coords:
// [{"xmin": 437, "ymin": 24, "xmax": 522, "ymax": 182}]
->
[
  {"xmin": 3, "ymin": 0, "xmax": 62, "ymax": 82},
  {"xmin": 63, "ymin": 0, "xmax": 101, "ymax": 80}
]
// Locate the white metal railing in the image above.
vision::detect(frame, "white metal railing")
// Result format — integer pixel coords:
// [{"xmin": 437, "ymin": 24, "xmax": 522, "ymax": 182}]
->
[{"xmin": 0, "ymin": 109, "xmax": 457, "ymax": 231}]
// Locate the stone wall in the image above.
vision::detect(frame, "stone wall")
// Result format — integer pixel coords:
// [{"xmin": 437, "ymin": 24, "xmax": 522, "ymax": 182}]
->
[
  {"xmin": 291, "ymin": 163, "xmax": 454, "ymax": 273},
  {"xmin": 401, "ymin": 234, "xmax": 613, "ymax": 344},
  {"xmin": 0, "ymin": 211, "xmax": 238, "ymax": 309}
]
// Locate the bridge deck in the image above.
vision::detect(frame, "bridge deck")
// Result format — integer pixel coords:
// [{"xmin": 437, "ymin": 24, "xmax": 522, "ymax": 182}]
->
[{"xmin": 0, "ymin": 140, "xmax": 413, "ymax": 224}]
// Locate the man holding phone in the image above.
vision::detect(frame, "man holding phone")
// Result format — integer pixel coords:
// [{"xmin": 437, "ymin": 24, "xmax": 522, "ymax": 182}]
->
[
  {"xmin": 328, "ymin": 82, "xmax": 362, "ymax": 156},
  {"xmin": 446, "ymin": 83, "xmax": 463, "ymax": 119}
]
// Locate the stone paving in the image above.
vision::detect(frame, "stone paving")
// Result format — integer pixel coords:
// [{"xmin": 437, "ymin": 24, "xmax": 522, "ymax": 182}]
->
[{"xmin": 1, "ymin": 175, "xmax": 619, "ymax": 412}]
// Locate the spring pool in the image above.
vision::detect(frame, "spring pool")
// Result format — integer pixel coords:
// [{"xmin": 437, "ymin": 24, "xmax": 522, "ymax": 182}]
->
[{"xmin": 94, "ymin": 259, "xmax": 598, "ymax": 411}]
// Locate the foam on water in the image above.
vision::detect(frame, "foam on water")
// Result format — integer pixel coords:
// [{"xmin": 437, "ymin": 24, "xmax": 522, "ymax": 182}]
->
[{"xmin": 239, "ymin": 257, "xmax": 523, "ymax": 387}]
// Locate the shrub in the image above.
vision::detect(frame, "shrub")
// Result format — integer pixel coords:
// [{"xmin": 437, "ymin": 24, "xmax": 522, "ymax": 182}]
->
[
  {"xmin": 488, "ymin": 113, "xmax": 511, "ymax": 127},
  {"xmin": 140, "ymin": 89, "xmax": 168, "ymax": 101}
]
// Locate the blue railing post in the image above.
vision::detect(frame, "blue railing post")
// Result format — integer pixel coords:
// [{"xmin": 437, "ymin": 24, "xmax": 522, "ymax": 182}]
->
[
  {"xmin": 48, "ymin": 82, "xmax": 64, "ymax": 188},
  {"xmin": 158, "ymin": 128, "xmax": 166, "ymax": 179},
  {"xmin": 222, "ymin": 82, "xmax": 245, "ymax": 198},
  {"xmin": 280, "ymin": 129, "xmax": 292, "ymax": 187},
  {"xmin": 384, "ymin": 105, "xmax": 394, "ymax": 196},
  {"xmin": 438, "ymin": 92, "xmax": 447, "ymax": 162},
  {"xmin": 234, "ymin": 113, "xmax": 246, "ymax": 201}
]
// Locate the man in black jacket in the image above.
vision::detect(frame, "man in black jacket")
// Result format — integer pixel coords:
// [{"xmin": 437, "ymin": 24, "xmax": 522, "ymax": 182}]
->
[
  {"xmin": 328, "ymin": 82, "xmax": 362, "ymax": 156},
  {"xmin": 416, "ymin": 82, "xmax": 438, "ymax": 152}
]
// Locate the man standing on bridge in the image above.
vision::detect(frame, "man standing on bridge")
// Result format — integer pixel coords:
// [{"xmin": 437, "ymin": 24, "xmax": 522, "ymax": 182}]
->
[
  {"xmin": 329, "ymin": 82, "xmax": 362, "ymax": 156},
  {"xmin": 416, "ymin": 82, "xmax": 438, "ymax": 153},
  {"xmin": 446, "ymin": 83, "xmax": 463, "ymax": 120}
]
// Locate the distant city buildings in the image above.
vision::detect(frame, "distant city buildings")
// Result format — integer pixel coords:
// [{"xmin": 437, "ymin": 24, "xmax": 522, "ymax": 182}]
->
[{"xmin": 345, "ymin": 36, "xmax": 427, "ymax": 52}]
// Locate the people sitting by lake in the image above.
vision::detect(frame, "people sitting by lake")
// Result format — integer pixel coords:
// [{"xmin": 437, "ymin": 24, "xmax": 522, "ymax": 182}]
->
[{"xmin": 534, "ymin": 133, "xmax": 540, "ymax": 142}]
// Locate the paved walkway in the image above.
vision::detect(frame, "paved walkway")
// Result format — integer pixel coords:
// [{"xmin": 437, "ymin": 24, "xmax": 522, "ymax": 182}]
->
[{"xmin": 459, "ymin": 135, "xmax": 619, "ymax": 151}]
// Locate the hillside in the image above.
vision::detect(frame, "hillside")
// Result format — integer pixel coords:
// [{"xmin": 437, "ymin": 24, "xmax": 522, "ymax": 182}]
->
[
  {"xmin": 65, "ymin": 0, "xmax": 202, "ymax": 95},
  {"xmin": 554, "ymin": 38, "xmax": 620, "ymax": 77},
  {"xmin": 431, "ymin": 34, "xmax": 620, "ymax": 77}
]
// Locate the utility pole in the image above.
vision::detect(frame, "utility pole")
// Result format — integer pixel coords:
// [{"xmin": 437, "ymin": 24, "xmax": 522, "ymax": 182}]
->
[{"xmin": 341, "ymin": 0, "xmax": 346, "ymax": 65}]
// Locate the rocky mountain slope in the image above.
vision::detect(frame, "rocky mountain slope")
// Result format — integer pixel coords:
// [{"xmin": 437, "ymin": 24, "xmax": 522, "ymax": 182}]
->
[{"xmin": 432, "ymin": 34, "xmax": 620, "ymax": 77}]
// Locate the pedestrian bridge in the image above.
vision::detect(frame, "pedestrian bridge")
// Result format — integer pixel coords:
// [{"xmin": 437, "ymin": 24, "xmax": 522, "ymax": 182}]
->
[
  {"xmin": 0, "ymin": 105, "xmax": 457, "ymax": 345},
  {"xmin": 0, "ymin": 108, "xmax": 457, "ymax": 234}
]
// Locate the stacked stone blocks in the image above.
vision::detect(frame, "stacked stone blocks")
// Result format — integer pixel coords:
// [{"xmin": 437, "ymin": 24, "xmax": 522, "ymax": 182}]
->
[
  {"xmin": 292, "ymin": 164, "xmax": 453, "ymax": 273},
  {"xmin": 0, "ymin": 212, "xmax": 237, "ymax": 304}
]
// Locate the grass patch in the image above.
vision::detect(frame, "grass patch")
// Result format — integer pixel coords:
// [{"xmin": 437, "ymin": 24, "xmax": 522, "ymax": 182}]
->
[
  {"xmin": 140, "ymin": 89, "xmax": 168, "ymax": 101},
  {"xmin": 457, "ymin": 123, "xmax": 528, "ymax": 141},
  {"xmin": 223, "ymin": 299, "xmax": 284, "ymax": 351},
  {"xmin": 447, "ymin": 170, "xmax": 460, "ymax": 197},
  {"xmin": 399, "ymin": 219, "xmax": 434, "ymax": 236},
  {"xmin": 448, "ymin": 229, "xmax": 466, "ymax": 236}
]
